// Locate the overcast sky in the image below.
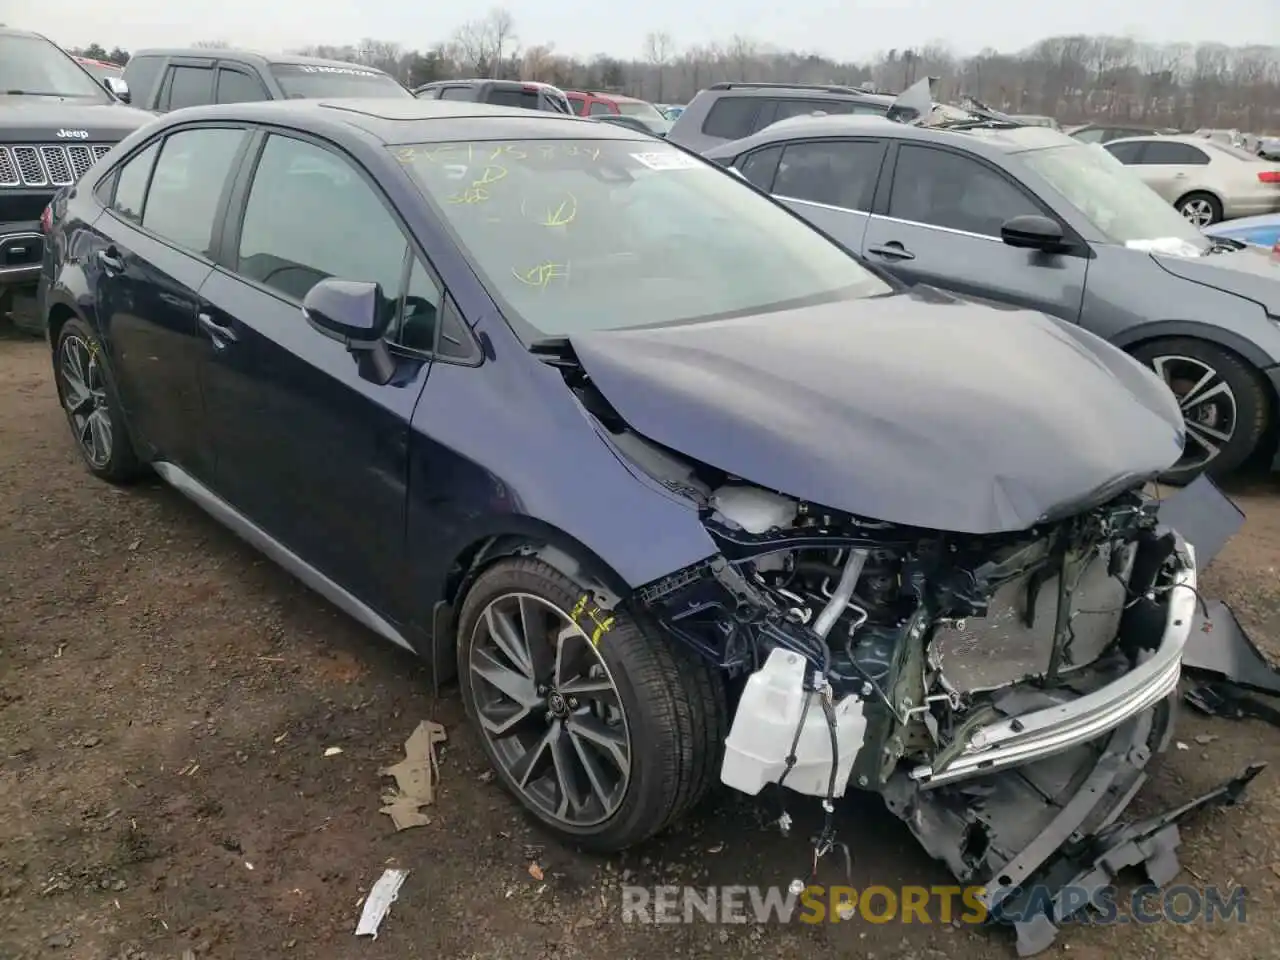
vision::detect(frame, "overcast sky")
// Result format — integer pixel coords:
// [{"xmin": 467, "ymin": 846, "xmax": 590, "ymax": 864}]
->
[{"xmin": 10, "ymin": 0, "xmax": 1280, "ymax": 61}]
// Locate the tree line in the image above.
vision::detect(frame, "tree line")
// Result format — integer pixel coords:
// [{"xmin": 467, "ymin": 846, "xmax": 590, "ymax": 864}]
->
[{"xmin": 71, "ymin": 10, "xmax": 1280, "ymax": 132}]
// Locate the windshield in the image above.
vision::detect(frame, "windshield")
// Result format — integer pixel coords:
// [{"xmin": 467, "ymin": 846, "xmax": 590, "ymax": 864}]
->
[
  {"xmin": 1020, "ymin": 142, "xmax": 1206, "ymax": 248},
  {"xmin": 616, "ymin": 100, "xmax": 664, "ymax": 121},
  {"xmin": 0, "ymin": 35, "xmax": 111, "ymax": 100},
  {"xmin": 1202, "ymin": 140, "xmax": 1263, "ymax": 163},
  {"xmin": 270, "ymin": 63, "xmax": 411, "ymax": 100},
  {"xmin": 394, "ymin": 138, "xmax": 890, "ymax": 337}
]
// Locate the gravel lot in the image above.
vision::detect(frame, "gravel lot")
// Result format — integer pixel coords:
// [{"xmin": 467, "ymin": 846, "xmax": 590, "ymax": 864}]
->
[{"xmin": 3, "ymin": 329, "xmax": 1280, "ymax": 960}]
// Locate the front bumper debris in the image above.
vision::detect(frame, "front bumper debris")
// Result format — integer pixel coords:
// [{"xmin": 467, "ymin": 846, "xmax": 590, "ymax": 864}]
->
[
  {"xmin": 910, "ymin": 541, "xmax": 1197, "ymax": 787},
  {"xmin": 883, "ymin": 696, "xmax": 1264, "ymax": 956},
  {"xmin": 994, "ymin": 761, "xmax": 1263, "ymax": 956}
]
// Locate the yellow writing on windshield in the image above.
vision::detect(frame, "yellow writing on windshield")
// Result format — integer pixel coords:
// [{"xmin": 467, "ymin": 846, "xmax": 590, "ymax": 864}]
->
[
  {"xmin": 448, "ymin": 164, "xmax": 508, "ymax": 204},
  {"xmin": 521, "ymin": 192, "xmax": 577, "ymax": 228},
  {"xmin": 512, "ymin": 262, "xmax": 570, "ymax": 288}
]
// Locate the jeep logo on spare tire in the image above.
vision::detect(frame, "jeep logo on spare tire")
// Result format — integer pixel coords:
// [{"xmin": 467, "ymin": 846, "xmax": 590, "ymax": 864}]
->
[{"xmin": 55, "ymin": 129, "xmax": 90, "ymax": 139}]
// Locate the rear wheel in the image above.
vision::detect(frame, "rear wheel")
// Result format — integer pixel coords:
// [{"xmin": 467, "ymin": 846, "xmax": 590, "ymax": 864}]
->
[
  {"xmin": 1131, "ymin": 337, "xmax": 1269, "ymax": 483},
  {"xmin": 1175, "ymin": 191, "xmax": 1222, "ymax": 227},
  {"xmin": 53, "ymin": 317, "xmax": 145, "ymax": 484},
  {"xmin": 456, "ymin": 557, "xmax": 727, "ymax": 851}
]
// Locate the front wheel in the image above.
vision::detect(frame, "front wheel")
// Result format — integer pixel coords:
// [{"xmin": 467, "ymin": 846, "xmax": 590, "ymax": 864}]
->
[
  {"xmin": 456, "ymin": 557, "xmax": 727, "ymax": 851},
  {"xmin": 1132, "ymin": 338, "xmax": 1270, "ymax": 483}
]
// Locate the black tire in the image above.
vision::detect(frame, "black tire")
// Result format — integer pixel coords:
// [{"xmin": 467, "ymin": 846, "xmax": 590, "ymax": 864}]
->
[
  {"xmin": 53, "ymin": 317, "xmax": 146, "ymax": 484},
  {"xmin": 456, "ymin": 556, "xmax": 728, "ymax": 851},
  {"xmin": 1174, "ymin": 191, "xmax": 1223, "ymax": 227},
  {"xmin": 1131, "ymin": 337, "xmax": 1270, "ymax": 484}
]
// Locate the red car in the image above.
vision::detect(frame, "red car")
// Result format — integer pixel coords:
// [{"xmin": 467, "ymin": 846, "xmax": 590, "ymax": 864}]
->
[{"xmin": 565, "ymin": 90, "xmax": 670, "ymax": 135}]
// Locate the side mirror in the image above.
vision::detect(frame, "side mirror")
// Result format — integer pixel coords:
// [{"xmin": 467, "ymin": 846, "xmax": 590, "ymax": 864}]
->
[
  {"xmin": 104, "ymin": 76, "xmax": 130, "ymax": 103},
  {"xmin": 1001, "ymin": 214, "xmax": 1067, "ymax": 252},
  {"xmin": 302, "ymin": 278, "xmax": 396, "ymax": 384}
]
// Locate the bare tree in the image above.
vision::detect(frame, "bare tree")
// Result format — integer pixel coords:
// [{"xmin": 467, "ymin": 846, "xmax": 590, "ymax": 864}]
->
[{"xmin": 643, "ymin": 31, "xmax": 675, "ymax": 101}]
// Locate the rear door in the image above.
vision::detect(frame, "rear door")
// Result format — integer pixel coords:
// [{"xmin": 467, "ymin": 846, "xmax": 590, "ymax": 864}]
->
[
  {"xmin": 861, "ymin": 142, "xmax": 1088, "ymax": 321},
  {"xmin": 196, "ymin": 130, "xmax": 440, "ymax": 619},
  {"xmin": 1122, "ymin": 140, "xmax": 1210, "ymax": 202},
  {"xmin": 766, "ymin": 137, "xmax": 888, "ymax": 253},
  {"xmin": 88, "ymin": 125, "xmax": 251, "ymax": 480}
]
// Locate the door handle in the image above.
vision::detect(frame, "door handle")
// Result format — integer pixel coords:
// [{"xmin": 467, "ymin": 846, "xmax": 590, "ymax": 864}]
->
[
  {"xmin": 97, "ymin": 248, "xmax": 125, "ymax": 273},
  {"xmin": 866, "ymin": 243, "xmax": 915, "ymax": 261},
  {"xmin": 197, "ymin": 311, "xmax": 238, "ymax": 347},
  {"xmin": 1174, "ymin": 172, "xmax": 1187, "ymax": 179}
]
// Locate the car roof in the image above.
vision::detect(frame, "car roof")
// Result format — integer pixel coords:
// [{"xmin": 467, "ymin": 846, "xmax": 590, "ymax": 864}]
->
[
  {"xmin": 150, "ymin": 97, "xmax": 651, "ymax": 144},
  {"xmin": 128, "ymin": 47, "xmax": 393, "ymax": 73},
  {"xmin": 419, "ymin": 78, "xmax": 560, "ymax": 89},
  {"xmin": 703, "ymin": 113, "xmax": 1079, "ymax": 159},
  {"xmin": 1105, "ymin": 133, "xmax": 1214, "ymax": 146}
]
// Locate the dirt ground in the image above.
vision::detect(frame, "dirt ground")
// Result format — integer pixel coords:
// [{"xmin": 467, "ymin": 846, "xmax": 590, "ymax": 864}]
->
[{"xmin": 3, "ymin": 329, "xmax": 1280, "ymax": 960}]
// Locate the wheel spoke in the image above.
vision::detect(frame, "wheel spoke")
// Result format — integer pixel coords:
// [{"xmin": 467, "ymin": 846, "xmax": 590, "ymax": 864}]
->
[
  {"xmin": 549, "ymin": 725, "xmax": 587, "ymax": 818},
  {"xmin": 1184, "ymin": 422, "xmax": 1224, "ymax": 458},
  {"xmin": 484, "ymin": 604, "xmax": 533, "ymax": 677},
  {"xmin": 477, "ymin": 702, "xmax": 536, "ymax": 739},
  {"xmin": 472, "ymin": 648, "xmax": 540, "ymax": 706},
  {"xmin": 554, "ymin": 627, "xmax": 595, "ymax": 687},
  {"xmin": 569, "ymin": 726, "xmax": 617, "ymax": 811},
  {"xmin": 566, "ymin": 713, "xmax": 629, "ymax": 772},
  {"xmin": 560, "ymin": 674, "xmax": 620, "ymax": 709},
  {"xmin": 510, "ymin": 723, "xmax": 556, "ymax": 788}
]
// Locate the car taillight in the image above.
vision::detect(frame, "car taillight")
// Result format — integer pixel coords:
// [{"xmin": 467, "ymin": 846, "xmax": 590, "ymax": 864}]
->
[
  {"xmin": 40, "ymin": 204, "xmax": 53, "ymax": 234},
  {"xmin": 1259, "ymin": 170, "xmax": 1280, "ymax": 184}
]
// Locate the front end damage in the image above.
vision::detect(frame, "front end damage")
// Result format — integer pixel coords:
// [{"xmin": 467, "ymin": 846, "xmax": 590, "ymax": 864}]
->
[
  {"xmin": 531, "ymin": 311, "xmax": 1260, "ymax": 950},
  {"xmin": 612, "ymin": 431, "xmax": 1255, "ymax": 950}
]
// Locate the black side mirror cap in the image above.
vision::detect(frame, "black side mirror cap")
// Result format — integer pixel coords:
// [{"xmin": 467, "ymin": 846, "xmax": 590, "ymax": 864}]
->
[
  {"xmin": 1001, "ymin": 214, "xmax": 1068, "ymax": 252},
  {"xmin": 302, "ymin": 278, "xmax": 396, "ymax": 384}
]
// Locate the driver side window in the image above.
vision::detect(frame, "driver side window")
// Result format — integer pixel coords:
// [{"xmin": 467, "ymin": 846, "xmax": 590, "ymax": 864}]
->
[{"xmin": 235, "ymin": 134, "xmax": 442, "ymax": 350}]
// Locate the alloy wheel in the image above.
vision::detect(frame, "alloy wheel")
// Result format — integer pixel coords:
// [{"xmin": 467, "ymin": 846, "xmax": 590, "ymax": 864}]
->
[
  {"xmin": 58, "ymin": 335, "xmax": 113, "ymax": 468},
  {"xmin": 467, "ymin": 592, "xmax": 631, "ymax": 828},
  {"xmin": 1179, "ymin": 198, "xmax": 1216, "ymax": 227},
  {"xmin": 1150, "ymin": 354, "xmax": 1237, "ymax": 472}
]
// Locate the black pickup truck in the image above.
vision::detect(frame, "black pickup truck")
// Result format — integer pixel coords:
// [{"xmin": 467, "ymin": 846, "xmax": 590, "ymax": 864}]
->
[{"xmin": 2, "ymin": 27, "xmax": 154, "ymax": 335}]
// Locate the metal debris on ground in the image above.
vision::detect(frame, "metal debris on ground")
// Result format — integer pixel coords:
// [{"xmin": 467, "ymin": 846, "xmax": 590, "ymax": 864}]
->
[
  {"xmin": 354, "ymin": 868, "xmax": 409, "ymax": 939},
  {"xmin": 378, "ymin": 720, "xmax": 447, "ymax": 831},
  {"xmin": 323, "ymin": 746, "xmax": 343, "ymax": 757}
]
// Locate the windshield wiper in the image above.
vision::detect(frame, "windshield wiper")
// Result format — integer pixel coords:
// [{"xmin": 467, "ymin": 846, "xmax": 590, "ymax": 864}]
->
[{"xmin": 1, "ymin": 90, "xmax": 76, "ymax": 97}]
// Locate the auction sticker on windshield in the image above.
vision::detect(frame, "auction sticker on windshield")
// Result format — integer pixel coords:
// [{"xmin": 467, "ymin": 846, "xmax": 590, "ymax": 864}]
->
[{"xmin": 630, "ymin": 152, "xmax": 701, "ymax": 171}]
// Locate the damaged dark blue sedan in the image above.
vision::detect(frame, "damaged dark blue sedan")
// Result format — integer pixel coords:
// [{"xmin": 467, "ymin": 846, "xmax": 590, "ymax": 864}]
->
[{"xmin": 38, "ymin": 98, "xmax": 1258, "ymax": 950}]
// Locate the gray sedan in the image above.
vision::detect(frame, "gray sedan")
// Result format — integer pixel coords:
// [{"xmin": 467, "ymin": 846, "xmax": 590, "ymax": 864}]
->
[{"xmin": 704, "ymin": 114, "xmax": 1280, "ymax": 482}]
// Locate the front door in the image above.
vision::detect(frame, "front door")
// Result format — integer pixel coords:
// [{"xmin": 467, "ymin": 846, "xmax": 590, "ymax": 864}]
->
[
  {"xmin": 861, "ymin": 142, "xmax": 1088, "ymax": 322},
  {"xmin": 90, "ymin": 126, "xmax": 250, "ymax": 481},
  {"xmin": 196, "ymin": 131, "xmax": 442, "ymax": 622}
]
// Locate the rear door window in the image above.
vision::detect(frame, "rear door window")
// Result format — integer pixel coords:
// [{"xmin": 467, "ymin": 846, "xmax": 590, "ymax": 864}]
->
[
  {"xmin": 738, "ymin": 145, "xmax": 783, "ymax": 191},
  {"xmin": 774, "ymin": 139, "xmax": 885, "ymax": 211},
  {"xmin": 1104, "ymin": 141, "xmax": 1146, "ymax": 163},
  {"xmin": 165, "ymin": 65, "xmax": 214, "ymax": 110},
  {"xmin": 110, "ymin": 141, "xmax": 160, "ymax": 223},
  {"xmin": 141, "ymin": 127, "xmax": 248, "ymax": 257},
  {"xmin": 216, "ymin": 67, "xmax": 268, "ymax": 104},
  {"xmin": 701, "ymin": 97, "xmax": 760, "ymax": 139},
  {"xmin": 587, "ymin": 100, "xmax": 614, "ymax": 116},
  {"xmin": 438, "ymin": 86, "xmax": 472, "ymax": 101},
  {"xmin": 769, "ymin": 99, "xmax": 855, "ymax": 123},
  {"xmin": 487, "ymin": 87, "xmax": 540, "ymax": 110},
  {"xmin": 1138, "ymin": 141, "xmax": 1209, "ymax": 165}
]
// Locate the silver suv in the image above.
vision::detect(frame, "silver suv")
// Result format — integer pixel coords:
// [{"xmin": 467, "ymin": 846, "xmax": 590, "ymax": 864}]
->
[{"xmin": 666, "ymin": 81, "xmax": 898, "ymax": 153}]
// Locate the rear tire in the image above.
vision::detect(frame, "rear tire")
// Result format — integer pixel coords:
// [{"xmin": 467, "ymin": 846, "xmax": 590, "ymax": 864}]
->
[
  {"xmin": 456, "ymin": 556, "xmax": 727, "ymax": 851},
  {"xmin": 1131, "ymin": 337, "xmax": 1269, "ymax": 483},
  {"xmin": 1175, "ymin": 191, "xmax": 1222, "ymax": 227},
  {"xmin": 53, "ymin": 317, "xmax": 146, "ymax": 484}
]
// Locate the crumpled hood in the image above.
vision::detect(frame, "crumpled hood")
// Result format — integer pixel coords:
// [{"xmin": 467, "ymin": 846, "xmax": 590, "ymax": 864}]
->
[
  {"xmin": 570, "ymin": 292, "xmax": 1185, "ymax": 534},
  {"xmin": 1153, "ymin": 245, "xmax": 1280, "ymax": 317},
  {"xmin": 0, "ymin": 98, "xmax": 155, "ymax": 141}
]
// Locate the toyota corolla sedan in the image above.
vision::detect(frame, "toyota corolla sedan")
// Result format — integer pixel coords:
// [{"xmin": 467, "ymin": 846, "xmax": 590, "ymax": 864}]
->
[{"xmin": 38, "ymin": 99, "xmax": 1254, "ymax": 939}]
